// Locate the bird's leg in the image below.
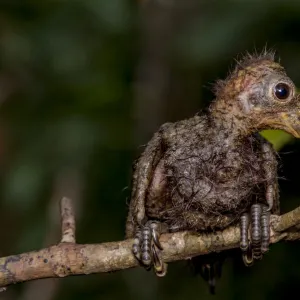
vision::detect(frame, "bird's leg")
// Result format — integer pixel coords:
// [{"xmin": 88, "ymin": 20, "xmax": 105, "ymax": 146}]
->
[
  {"xmin": 240, "ymin": 137, "xmax": 278, "ymax": 265},
  {"xmin": 125, "ymin": 128, "xmax": 167, "ymax": 275},
  {"xmin": 132, "ymin": 220, "xmax": 169, "ymax": 276},
  {"xmin": 240, "ymin": 203, "xmax": 271, "ymax": 266},
  {"xmin": 259, "ymin": 136, "xmax": 280, "ymax": 213}
]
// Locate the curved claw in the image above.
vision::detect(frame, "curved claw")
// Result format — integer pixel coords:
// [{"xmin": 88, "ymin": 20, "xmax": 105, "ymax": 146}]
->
[
  {"xmin": 152, "ymin": 244, "xmax": 167, "ymax": 276},
  {"xmin": 242, "ymin": 245, "xmax": 254, "ymax": 267},
  {"xmin": 151, "ymin": 225, "xmax": 163, "ymax": 250}
]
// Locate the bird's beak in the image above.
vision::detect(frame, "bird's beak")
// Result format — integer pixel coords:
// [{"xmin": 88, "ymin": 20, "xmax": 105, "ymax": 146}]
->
[
  {"xmin": 278, "ymin": 111, "xmax": 300, "ymax": 138},
  {"xmin": 260, "ymin": 95, "xmax": 300, "ymax": 138}
]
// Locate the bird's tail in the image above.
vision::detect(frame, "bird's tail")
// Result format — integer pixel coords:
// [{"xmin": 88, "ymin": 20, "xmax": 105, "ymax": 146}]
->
[{"xmin": 191, "ymin": 253, "xmax": 226, "ymax": 295}]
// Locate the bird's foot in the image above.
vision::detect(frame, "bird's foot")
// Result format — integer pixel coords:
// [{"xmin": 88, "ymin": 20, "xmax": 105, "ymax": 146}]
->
[
  {"xmin": 132, "ymin": 220, "xmax": 167, "ymax": 276},
  {"xmin": 240, "ymin": 203, "xmax": 270, "ymax": 266}
]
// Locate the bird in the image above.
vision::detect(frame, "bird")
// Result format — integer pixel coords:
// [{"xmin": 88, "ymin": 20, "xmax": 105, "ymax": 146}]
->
[{"xmin": 125, "ymin": 50, "xmax": 300, "ymax": 292}]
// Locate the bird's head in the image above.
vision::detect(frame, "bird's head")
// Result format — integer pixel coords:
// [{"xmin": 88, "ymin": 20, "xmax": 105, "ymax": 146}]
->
[{"xmin": 210, "ymin": 51, "xmax": 300, "ymax": 137}]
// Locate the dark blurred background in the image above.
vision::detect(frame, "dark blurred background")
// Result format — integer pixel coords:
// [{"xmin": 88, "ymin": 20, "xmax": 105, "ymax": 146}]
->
[{"xmin": 1, "ymin": 1, "xmax": 300, "ymax": 299}]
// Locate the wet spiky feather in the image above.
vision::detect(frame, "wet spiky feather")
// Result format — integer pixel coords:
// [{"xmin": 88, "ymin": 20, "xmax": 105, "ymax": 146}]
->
[{"xmin": 213, "ymin": 49, "xmax": 279, "ymax": 98}]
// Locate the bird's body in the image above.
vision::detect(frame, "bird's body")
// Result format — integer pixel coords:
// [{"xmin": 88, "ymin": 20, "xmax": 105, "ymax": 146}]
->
[
  {"xmin": 126, "ymin": 51, "xmax": 300, "ymax": 289},
  {"xmin": 142, "ymin": 116, "xmax": 277, "ymax": 232}
]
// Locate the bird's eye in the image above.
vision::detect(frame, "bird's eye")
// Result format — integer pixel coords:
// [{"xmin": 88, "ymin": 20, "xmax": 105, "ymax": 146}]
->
[{"xmin": 274, "ymin": 83, "xmax": 291, "ymax": 100}]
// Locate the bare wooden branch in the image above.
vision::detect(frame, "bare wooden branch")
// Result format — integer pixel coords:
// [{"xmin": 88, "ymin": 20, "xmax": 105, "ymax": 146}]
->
[
  {"xmin": 0, "ymin": 198, "xmax": 300, "ymax": 289},
  {"xmin": 271, "ymin": 205, "xmax": 300, "ymax": 232}
]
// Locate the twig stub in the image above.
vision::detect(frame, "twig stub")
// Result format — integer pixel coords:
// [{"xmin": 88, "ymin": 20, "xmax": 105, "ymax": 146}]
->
[{"xmin": 60, "ymin": 197, "xmax": 76, "ymax": 243}]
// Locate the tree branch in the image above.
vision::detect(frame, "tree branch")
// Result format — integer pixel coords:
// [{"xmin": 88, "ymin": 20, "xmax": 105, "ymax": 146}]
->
[{"xmin": 0, "ymin": 199, "xmax": 300, "ymax": 289}]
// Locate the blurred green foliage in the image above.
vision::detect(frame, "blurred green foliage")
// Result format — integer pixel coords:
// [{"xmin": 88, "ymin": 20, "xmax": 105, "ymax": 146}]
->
[
  {"xmin": 261, "ymin": 130, "xmax": 293, "ymax": 151},
  {"xmin": 0, "ymin": 1, "xmax": 300, "ymax": 300}
]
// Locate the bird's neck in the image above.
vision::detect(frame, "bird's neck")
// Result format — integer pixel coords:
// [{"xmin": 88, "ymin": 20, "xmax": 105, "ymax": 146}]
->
[{"xmin": 208, "ymin": 97, "xmax": 257, "ymax": 140}]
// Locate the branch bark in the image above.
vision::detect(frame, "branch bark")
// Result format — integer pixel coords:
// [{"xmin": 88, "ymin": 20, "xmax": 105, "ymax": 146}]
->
[{"xmin": 0, "ymin": 199, "xmax": 300, "ymax": 289}]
